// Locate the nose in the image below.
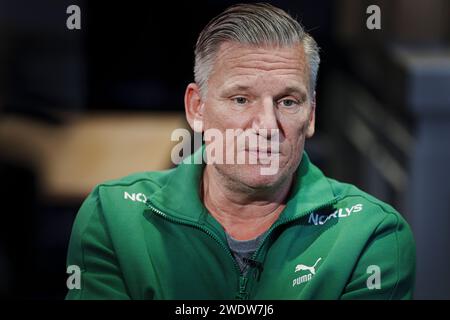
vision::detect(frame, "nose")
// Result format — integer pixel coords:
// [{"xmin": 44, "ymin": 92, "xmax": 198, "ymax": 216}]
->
[{"xmin": 252, "ymin": 97, "xmax": 279, "ymax": 139}]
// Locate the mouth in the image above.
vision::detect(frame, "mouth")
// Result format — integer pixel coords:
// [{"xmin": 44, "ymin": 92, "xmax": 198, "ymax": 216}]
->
[{"xmin": 245, "ymin": 148, "xmax": 280, "ymax": 156}]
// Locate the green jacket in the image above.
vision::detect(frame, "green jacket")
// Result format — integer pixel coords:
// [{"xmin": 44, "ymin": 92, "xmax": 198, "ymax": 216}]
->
[{"xmin": 66, "ymin": 149, "xmax": 415, "ymax": 300}]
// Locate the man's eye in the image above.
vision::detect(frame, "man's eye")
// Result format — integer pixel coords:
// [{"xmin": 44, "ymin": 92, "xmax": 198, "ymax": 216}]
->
[
  {"xmin": 233, "ymin": 97, "xmax": 248, "ymax": 105},
  {"xmin": 279, "ymin": 99, "xmax": 298, "ymax": 107}
]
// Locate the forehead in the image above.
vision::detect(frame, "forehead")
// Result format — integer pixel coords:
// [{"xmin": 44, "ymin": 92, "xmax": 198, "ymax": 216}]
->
[{"xmin": 209, "ymin": 42, "xmax": 309, "ymax": 90}]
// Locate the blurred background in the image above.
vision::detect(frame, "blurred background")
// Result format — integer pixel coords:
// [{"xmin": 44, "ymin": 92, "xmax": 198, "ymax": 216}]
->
[{"xmin": 0, "ymin": 0, "xmax": 449, "ymax": 299}]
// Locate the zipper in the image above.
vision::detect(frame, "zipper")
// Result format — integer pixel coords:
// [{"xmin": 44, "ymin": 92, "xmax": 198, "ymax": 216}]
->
[
  {"xmin": 145, "ymin": 200, "xmax": 245, "ymax": 297},
  {"xmin": 238, "ymin": 276, "xmax": 249, "ymax": 300},
  {"xmin": 146, "ymin": 196, "xmax": 340, "ymax": 300}
]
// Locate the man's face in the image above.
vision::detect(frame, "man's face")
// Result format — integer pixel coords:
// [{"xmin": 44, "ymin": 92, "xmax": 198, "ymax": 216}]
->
[{"xmin": 200, "ymin": 42, "xmax": 315, "ymax": 189}]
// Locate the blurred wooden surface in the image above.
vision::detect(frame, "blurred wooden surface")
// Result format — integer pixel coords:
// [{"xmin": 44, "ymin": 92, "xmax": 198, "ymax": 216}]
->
[{"xmin": 0, "ymin": 112, "xmax": 189, "ymax": 202}]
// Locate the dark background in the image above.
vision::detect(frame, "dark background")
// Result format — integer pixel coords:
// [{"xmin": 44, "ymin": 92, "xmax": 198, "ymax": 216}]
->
[{"xmin": 0, "ymin": 0, "xmax": 449, "ymax": 299}]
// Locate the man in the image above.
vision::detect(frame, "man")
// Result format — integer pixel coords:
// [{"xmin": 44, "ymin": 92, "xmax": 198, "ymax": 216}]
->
[{"xmin": 66, "ymin": 3, "xmax": 415, "ymax": 299}]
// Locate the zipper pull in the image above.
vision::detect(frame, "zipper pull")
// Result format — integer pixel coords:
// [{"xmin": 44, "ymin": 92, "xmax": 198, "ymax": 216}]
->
[{"xmin": 243, "ymin": 257, "xmax": 264, "ymax": 281}]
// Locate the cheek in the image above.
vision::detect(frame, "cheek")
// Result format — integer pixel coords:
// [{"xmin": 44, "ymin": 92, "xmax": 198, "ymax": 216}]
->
[
  {"xmin": 202, "ymin": 104, "xmax": 227, "ymax": 131},
  {"xmin": 203, "ymin": 103, "xmax": 250, "ymax": 131},
  {"xmin": 280, "ymin": 120, "xmax": 308, "ymax": 163},
  {"xmin": 282, "ymin": 117, "xmax": 308, "ymax": 144}
]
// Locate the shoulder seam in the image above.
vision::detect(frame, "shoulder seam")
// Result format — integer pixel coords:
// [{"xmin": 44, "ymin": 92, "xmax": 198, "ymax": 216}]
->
[
  {"xmin": 78, "ymin": 196, "xmax": 101, "ymax": 299},
  {"xmin": 368, "ymin": 212, "xmax": 401, "ymax": 300},
  {"xmin": 78, "ymin": 194, "xmax": 132, "ymax": 298},
  {"xmin": 389, "ymin": 214, "xmax": 401, "ymax": 300}
]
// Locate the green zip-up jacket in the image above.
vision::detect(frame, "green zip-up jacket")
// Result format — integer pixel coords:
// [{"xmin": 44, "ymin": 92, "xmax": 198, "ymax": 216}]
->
[{"xmin": 66, "ymin": 149, "xmax": 415, "ymax": 300}]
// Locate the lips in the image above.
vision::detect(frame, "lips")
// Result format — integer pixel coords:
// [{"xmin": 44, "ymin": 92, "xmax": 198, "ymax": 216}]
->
[
  {"xmin": 245, "ymin": 148, "xmax": 279, "ymax": 156},
  {"xmin": 246, "ymin": 146, "xmax": 279, "ymax": 152}
]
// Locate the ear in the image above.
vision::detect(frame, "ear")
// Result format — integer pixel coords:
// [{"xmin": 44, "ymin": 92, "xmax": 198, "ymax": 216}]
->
[
  {"xmin": 305, "ymin": 92, "xmax": 316, "ymax": 138},
  {"xmin": 184, "ymin": 83, "xmax": 205, "ymax": 133}
]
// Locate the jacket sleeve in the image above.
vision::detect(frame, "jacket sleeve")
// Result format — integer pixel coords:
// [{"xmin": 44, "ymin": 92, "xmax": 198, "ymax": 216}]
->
[
  {"xmin": 340, "ymin": 213, "xmax": 416, "ymax": 300},
  {"xmin": 65, "ymin": 188, "xmax": 131, "ymax": 299}
]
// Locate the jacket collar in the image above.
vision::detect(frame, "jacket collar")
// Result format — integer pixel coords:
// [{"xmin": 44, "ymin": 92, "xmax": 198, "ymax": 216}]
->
[{"xmin": 148, "ymin": 146, "xmax": 338, "ymax": 224}]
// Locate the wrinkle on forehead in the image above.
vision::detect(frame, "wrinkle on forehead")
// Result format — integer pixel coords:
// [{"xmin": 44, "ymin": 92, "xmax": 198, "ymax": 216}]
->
[{"xmin": 209, "ymin": 42, "xmax": 309, "ymax": 90}]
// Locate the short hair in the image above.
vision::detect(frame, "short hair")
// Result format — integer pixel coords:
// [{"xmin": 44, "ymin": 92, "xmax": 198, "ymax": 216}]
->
[{"xmin": 194, "ymin": 3, "xmax": 320, "ymax": 97}]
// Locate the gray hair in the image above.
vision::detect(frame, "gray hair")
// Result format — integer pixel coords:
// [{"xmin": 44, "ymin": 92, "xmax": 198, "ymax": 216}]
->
[{"xmin": 194, "ymin": 3, "xmax": 320, "ymax": 97}]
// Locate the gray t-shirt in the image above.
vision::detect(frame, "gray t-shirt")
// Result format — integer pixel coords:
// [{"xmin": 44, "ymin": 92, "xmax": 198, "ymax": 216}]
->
[{"xmin": 225, "ymin": 231, "xmax": 267, "ymax": 274}]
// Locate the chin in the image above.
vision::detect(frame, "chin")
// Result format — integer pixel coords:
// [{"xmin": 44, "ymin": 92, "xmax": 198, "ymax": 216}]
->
[{"xmin": 225, "ymin": 164, "xmax": 288, "ymax": 189}]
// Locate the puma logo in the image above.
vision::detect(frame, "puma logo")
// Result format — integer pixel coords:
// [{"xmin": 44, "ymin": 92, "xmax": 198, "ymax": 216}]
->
[
  {"xmin": 295, "ymin": 258, "xmax": 322, "ymax": 274},
  {"xmin": 292, "ymin": 257, "xmax": 323, "ymax": 287}
]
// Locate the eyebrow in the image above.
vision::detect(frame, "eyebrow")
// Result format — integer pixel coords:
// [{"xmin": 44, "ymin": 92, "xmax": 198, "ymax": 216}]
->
[
  {"xmin": 277, "ymin": 86, "xmax": 307, "ymax": 97},
  {"xmin": 220, "ymin": 84, "xmax": 308, "ymax": 98},
  {"xmin": 221, "ymin": 85, "xmax": 252, "ymax": 96}
]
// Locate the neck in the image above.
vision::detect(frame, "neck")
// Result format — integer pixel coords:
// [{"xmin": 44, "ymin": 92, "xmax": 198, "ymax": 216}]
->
[{"xmin": 202, "ymin": 165, "xmax": 293, "ymax": 240}]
